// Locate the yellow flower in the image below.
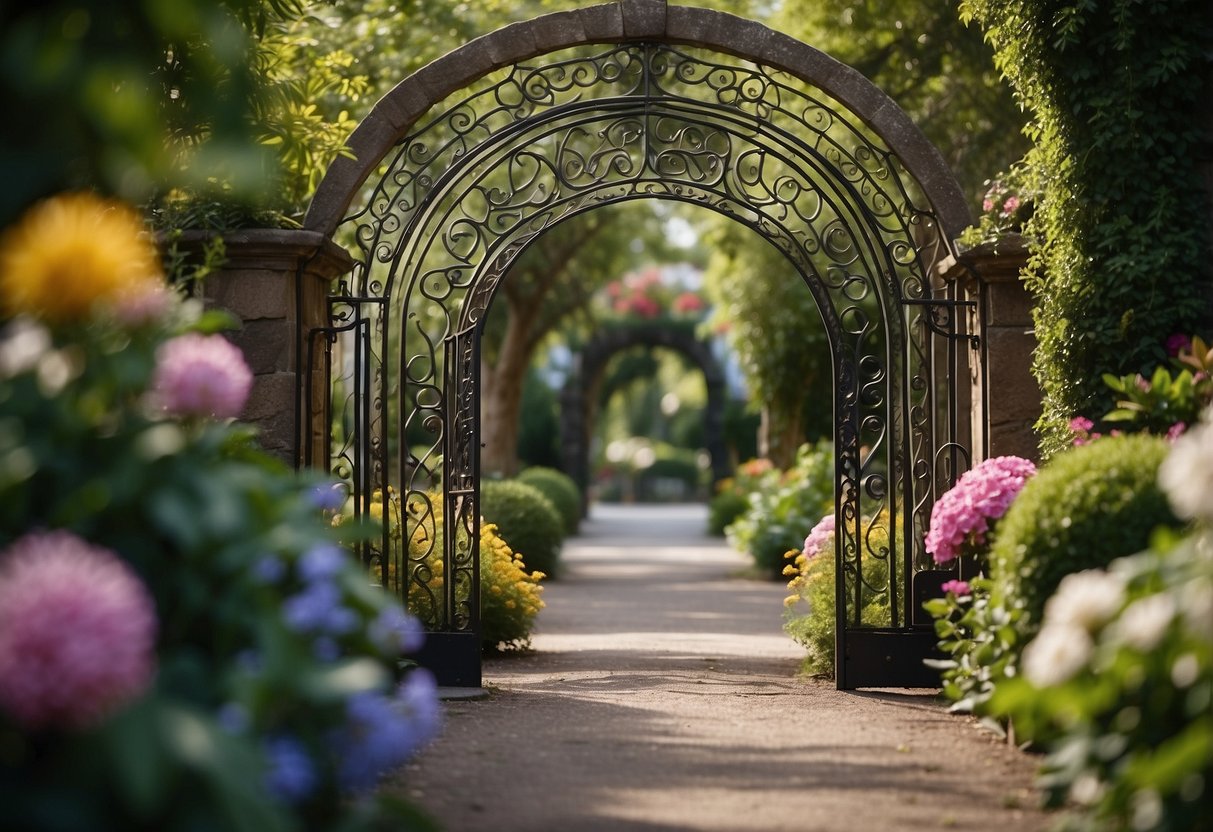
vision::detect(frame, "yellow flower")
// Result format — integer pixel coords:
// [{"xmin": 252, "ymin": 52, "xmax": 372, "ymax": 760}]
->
[
  {"xmin": 781, "ymin": 564, "xmax": 799, "ymax": 577},
  {"xmin": 784, "ymin": 594, "xmax": 801, "ymax": 607},
  {"xmin": 0, "ymin": 193, "xmax": 164, "ymax": 324}
]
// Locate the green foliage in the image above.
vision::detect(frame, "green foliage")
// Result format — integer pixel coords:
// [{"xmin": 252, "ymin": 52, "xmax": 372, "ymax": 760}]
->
[
  {"xmin": 989, "ymin": 434, "xmax": 1181, "ymax": 636},
  {"xmin": 516, "ymin": 467, "xmax": 582, "ymax": 536},
  {"xmin": 923, "ymin": 578, "xmax": 1021, "ymax": 715},
  {"xmin": 1098, "ymin": 337, "xmax": 1213, "ymax": 435},
  {"xmin": 988, "ymin": 531, "xmax": 1212, "ymax": 831},
  {"xmin": 707, "ymin": 489, "xmax": 750, "ymax": 537},
  {"xmin": 479, "ymin": 479, "xmax": 564, "ymax": 578},
  {"xmin": 516, "ymin": 370, "xmax": 561, "ymax": 470},
  {"xmin": 956, "ymin": 161, "xmax": 1037, "ymax": 249},
  {"xmin": 960, "ymin": 0, "xmax": 1213, "ymax": 455},
  {"xmin": 0, "ymin": 287, "xmax": 434, "ymax": 826},
  {"xmin": 726, "ymin": 441, "xmax": 833, "ymax": 576}
]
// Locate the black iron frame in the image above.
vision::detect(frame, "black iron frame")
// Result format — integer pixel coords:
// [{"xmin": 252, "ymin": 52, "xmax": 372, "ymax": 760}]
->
[{"xmin": 305, "ymin": 42, "xmax": 981, "ymax": 689}]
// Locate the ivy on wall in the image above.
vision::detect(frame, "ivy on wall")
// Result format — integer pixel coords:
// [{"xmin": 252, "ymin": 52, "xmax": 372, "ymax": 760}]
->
[{"xmin": 960, "ymin": 0, "xmax": 1213, "ymax": 455}]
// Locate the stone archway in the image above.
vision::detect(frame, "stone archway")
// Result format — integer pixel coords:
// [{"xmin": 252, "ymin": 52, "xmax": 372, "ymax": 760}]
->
[
  {"xmin": 560, "ymin": 321, "xmax": 730, "ymax": 509},
  {"xmin": 302, "ymin": 0, "xmax": 983, "ymax": 689}
]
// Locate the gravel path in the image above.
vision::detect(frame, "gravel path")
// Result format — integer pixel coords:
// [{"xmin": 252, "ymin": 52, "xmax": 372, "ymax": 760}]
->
[{"xmin": 387, "ymin": 503, "xmax": 1051, "ymax": 832}]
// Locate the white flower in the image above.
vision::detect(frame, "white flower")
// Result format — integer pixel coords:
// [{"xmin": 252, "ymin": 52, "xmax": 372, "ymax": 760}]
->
[
  {"xmin": 1112, "ymin": 593, "xmax": 1176, "ymax": 652},
  {"xmin": 1158, "ymin": 419, "xmax": 1213, "ymax": 523},
  {"xmin": 0, "ymin": 318, "xmax": 50, "ymax": 378},
  {"xmin": 1043, "ymin": 570, "xmax": 1127, "ymax": 632},
  {"xmin": 1023, "ymin": 623, "xmax": 1093, "ymax": 688},
  {"xmin": 1171, "ymin": 654, "xmax": 1200, "ymax": 688}
]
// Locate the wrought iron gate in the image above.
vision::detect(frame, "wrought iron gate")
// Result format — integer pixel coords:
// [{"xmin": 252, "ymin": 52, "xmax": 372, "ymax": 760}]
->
[{"xmin": 304, "ymin": 33, "xmax": 980, "ymax": 689}]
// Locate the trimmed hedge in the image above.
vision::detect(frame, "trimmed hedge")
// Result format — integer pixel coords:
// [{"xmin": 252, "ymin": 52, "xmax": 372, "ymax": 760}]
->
[
  {"xmin": 516, "ymin": 466, "xmax": 581, "ymax": 535},
  {"xmin": 480, "ymin": 479, "xmax": 564, "ymax": 578},
  {"xmin": 988, "ymin": 434, "xmax": 1181, "ymax": 633}
]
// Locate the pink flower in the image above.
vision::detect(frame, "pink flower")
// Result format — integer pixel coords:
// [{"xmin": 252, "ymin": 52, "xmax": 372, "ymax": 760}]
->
[
  {"xmin": 803, "ymin": 513, "xmax": 836, "ymax": 560},
  {"xmin": 150, "ymin": 333, "xmax": 253, "ymax": 419},
  {"xmin": 1001, "ymin": 196, "xmax": 1021, "ymax": 215},
  {"xmin": 0, "ymin": 531, "xmax": 157, "ymax": 730},
  {"xmin": 924, "ymin": 456, "xmax": 1037, "ymax": 564},
  {"xmin": 982, "ymin": 199, "xmax": 994, "ymax": 213},
  {"xmin": 672, "ymin": 292, "xmax": 705, "ymax": 314},
  {"xmin": 940, "ymin": 579, "xmax": 970, "ymax": 596},
  {"xmin": 1069, "ymin": 416, "xmax": 1094, "ymax": 433},
  {"xmin": 1166, "ymin": 422, "xmax": 1187, "ymax": 441},
  {"xmin": 112, "ymin": 282, "xmax": 174, "ymax": 328},
  {"xmin": 1166, "ymin": 333, "xmax": 1192, "ymax": 357}
]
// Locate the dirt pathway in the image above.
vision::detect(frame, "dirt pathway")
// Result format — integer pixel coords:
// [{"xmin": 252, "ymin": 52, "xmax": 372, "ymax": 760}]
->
[{"xmin": 389, "ymin": 504, "xmax": 1051, "ymax": 832}]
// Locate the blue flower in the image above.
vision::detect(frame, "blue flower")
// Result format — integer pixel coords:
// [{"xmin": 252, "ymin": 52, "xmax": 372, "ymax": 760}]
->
[
  {"xmin": 298, "ymin": 543, "xmax": 346, "ymax": 584},
  {"xmin": 216, "ymin": 702, "xmax": 250, "ymax": 734},
  {"xmin": 263, "ymin": 735, "xmax": 317, "ymax": 803},
  {"xmin": 313, "ymin": 636, "xmax": 341, "ymax": 662},
  {"xmin": 307, "ymin": 483, "xmax": 347, "ymax": 512},
  {"xmin": 331, "ymin": 671, "xmax": 442, "ymax": 793},
  {"xmin": 283, "ymin": 582, "xmax": 358, "ymax": 636},
  {"xmin": 251, "ymin": 554, "xmax": 286, "ymax": 584},
  {"xmin": 369, "ymin": 606, "xmax": 425, "ymax": 655}
]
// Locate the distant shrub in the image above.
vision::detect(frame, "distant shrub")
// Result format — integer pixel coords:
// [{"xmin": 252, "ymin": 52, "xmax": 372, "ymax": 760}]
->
[
  {"xmin": 726, "ymin": 441, "xmax": 833, "ymax": 577},
  {"xmin": 517, "ymin": 467, "xmax": 582, "ymax": 535},
  {"xmin": 480, "ymin": 480, "xmax": 564, "ymax": 578},
  {"xmin": 707, "ymin": 489, "xmax": 749, "ymax": 536}
]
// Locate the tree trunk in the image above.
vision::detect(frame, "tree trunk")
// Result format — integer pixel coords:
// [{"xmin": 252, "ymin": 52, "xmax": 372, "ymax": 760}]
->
[
  {"xmin": 759, "ymin": 400, "xmax": 804, "ymax": 470},
  {"xmin": 479, "ymin": 301, "xmax": 534, "ymax": 478}
]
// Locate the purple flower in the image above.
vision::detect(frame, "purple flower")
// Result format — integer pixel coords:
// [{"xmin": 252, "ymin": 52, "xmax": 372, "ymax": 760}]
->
[
  {"xmin": 263, "ymin": 735, "xmax": 317, "ymax": 803},
  {"xmin": 1166, "ymin": 333, "xmax": 1192, "ymax": 357},
  {"xmin": 924, "ymin": 456, "xmax": 1037, "ymax": 565},
  {"xmin": 940, "ymin": 579, "xmax": 971, "ymax": 596},
  {"xmin": 331, "ymin": 671, "xmax": 441, "ymax": 793},
  {"xmin": 802, "ymin": 514, "xmax": 836, "ymax": 560},
  {"xmin": 369, "ymin": 606, "xmax": 425, "ymax": 655},
  {"xmin": 216, "ymin": 702, "xmax": 251, "ymax": 734},
  {"xmin": 313, "ymin": 637, "xmax": 341, "ymax": 662},
  {"xmin": 150, "ymin": 333, "xmax": 252, "ymax": 419},
  {"xmin": 0, "ymin": 531, "xmax": 157, "ymax": 730},
  {"xmin": 298, "ymin": 543, "xmax": 346, "ymax": 584}
]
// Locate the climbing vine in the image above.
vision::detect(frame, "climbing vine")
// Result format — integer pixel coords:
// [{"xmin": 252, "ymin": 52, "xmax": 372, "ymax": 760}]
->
[{"xmin": 960, "ymin": 0, "xmax": 1213, "ymax": 454}]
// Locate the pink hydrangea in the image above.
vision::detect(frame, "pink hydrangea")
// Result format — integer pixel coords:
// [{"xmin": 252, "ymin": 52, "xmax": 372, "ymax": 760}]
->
[
  {"xmin": 940, "ymin": 579, "xmax": 971, "ymax": 596},
  {"xmin": 1069, "ymin": 416, "xmax": 1100, "ymax": 446},
  {"xmin": 0, "ymin": 531, "xmax": 157, "ymax": 730},
  {"xmin": 150, "ymin": 333, "xmax": 253, "ymax": 419},
  {"xmin": 802, "ymin": 513, "xmax": 836, "ymax": 560},
  {"xmin": 924, "ymin": 456, "xmax": 1037, "ymax": 565}
]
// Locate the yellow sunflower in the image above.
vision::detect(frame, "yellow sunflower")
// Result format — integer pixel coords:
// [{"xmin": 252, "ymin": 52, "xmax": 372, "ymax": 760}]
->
[{"xmin": 0, "ymin": 193, "xmax": 164, "ymax": 324}]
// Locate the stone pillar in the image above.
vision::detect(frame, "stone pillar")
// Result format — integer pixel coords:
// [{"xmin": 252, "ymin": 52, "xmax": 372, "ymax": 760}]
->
[
  {"xmin": 937, "ymin": 235, "xmax": 1040, "ymax": 463},
  {"xmin": 167, "ymin": 229, "xmax": 354, "ymax": 466}
]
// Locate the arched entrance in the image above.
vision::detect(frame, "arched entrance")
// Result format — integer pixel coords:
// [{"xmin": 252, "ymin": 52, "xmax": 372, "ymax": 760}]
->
[
  {"xmin": 560, "ymin": 321, "xmax": 730, "ymax": 508},
  {"xmin": 305, "ymin": 1, "xmax": 981, "ymax": 689}
]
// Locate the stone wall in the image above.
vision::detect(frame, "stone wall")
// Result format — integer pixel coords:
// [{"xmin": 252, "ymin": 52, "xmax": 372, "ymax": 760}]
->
[
  {"xmin": 937, "ymin": 236, "xmax": 1040, "ymax": 463},
  {"xmin": 167, "ymin": 229, "xmax": 353, "ymax": 465}
]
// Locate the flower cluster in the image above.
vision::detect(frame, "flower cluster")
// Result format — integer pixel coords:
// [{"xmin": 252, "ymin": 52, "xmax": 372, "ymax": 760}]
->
[
  {"xmin": 801, "ymin": 513, "xmax": 835, "ymax": 560},
  {"xmin": 1158, "ymin": 410, "xmax": 1213, "ymax": 523},
  {"xmin": 150, "ymin": 332, "xmax": 253, "ymax": 419},
  {"xmin": 0, "ymin": 531, "xmax": 157, "ymax": 730},
  {"xmin": 0, "ymin": 192, "xmax": 164, "ymax": 324},
  {"xmin": 330, "ymin": 671, "xmax": 441, "ymax": 793},
  {"xmin": 924, "ymin": 455, "xmax": 1037, "ymax": 564},
  {"xmin": 957, "ymin": 165, "xmax": 1037, "ymax": 248},
  {"xmin": 598, "ymin": 267, "xmax": 709, "ymax": 321},
  {"xmin": 480, "ymin": 522, "xmax": 546, "ymax": 650}
]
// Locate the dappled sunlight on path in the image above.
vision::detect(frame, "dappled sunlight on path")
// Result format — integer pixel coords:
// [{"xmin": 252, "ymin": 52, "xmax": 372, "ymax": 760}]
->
[{"xmin": 389, "ymin": 503, "xmax": 1050, "ymax": 832}]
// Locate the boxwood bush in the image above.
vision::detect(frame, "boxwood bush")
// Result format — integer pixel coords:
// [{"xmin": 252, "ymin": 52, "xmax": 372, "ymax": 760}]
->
[
  {"xmin": 989, "ymin": 433, "xmax": 1182, "ymax": 635},
  {"xmin": 479, "ymin": 480, "xmax": 564, "ymax": 578},
  {"xmin": 516, "ymin": 467, "xmax": 582, "ymax": 536}
]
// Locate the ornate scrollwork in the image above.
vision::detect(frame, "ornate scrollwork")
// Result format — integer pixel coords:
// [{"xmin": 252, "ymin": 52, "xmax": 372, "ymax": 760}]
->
[{"xmin": 318, "ymin": 42, "xmax": 974, "ymax": 638}]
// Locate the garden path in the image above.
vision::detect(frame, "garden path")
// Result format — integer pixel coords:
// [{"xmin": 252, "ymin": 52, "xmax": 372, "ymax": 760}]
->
[{"xmin": 388, "ymin": 503, "xmax": 1051, "ymax": 832}]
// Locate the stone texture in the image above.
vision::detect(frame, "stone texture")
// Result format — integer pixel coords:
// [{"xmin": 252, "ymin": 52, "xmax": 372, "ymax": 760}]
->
[
  {"xmin": 203, "ymin": 270, "xmax": 290, "ymax": 321},
  {"xmin": 620, "ymin": 0, "xmax": 667, "ymax": 38},
  {"xmin": 227, "ymin": 319, "xmax": 292, "ymax": 375},
  {"xmin": 577, "ymin": 3, "xmax": 626, "ymax": 42}
]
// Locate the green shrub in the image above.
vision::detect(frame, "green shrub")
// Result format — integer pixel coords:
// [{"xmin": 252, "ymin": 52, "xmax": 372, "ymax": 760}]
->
[
  {"xmin": 707, "ymin": 489, "xmax": 749, "ymax": 536},
  {"xmin": 517, "ymin": 466, "xmax": 582, "ymax": 536},
  {"xmin": 480, "ymin": 479, "xmax": 564, "ymax": 578},
  {"xmin": 989, "ymin": 530, "xmax": 1212, "ymax": 829},
  {"xmin": 726, "ymin": 441, "xmax": 833, "ymax": 576},
  {"xmin": 989, "ymin": 434, "xmax": 1181, "ymax": 635}
]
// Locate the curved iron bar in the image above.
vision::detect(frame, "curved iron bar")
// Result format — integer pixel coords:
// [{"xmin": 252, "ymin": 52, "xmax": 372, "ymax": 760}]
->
[{"xmin": 326, "ymin": 42, "xmax": 972, "ymax": 637}]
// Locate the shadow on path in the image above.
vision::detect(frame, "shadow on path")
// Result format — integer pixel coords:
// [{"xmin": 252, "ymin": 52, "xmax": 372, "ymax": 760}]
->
[{"xmin": 386, "ymin": 503, "xmax": 1049, "ymax": 832}]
